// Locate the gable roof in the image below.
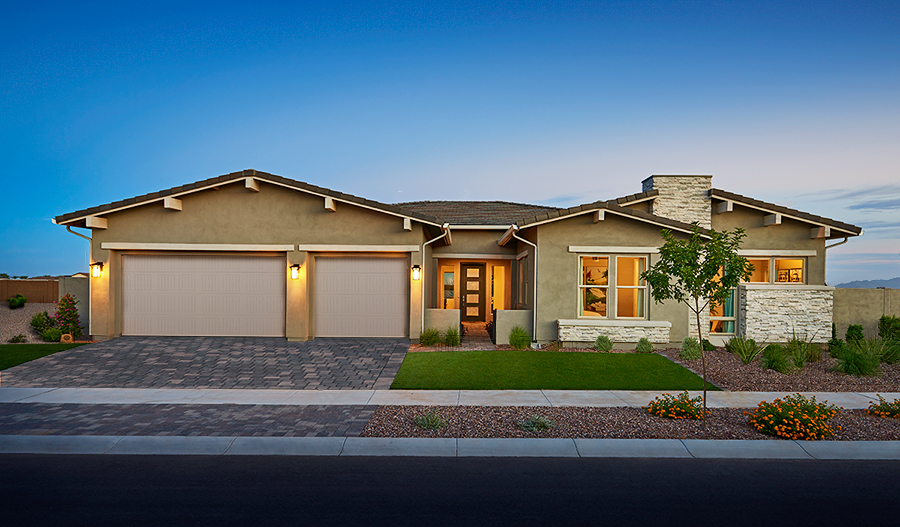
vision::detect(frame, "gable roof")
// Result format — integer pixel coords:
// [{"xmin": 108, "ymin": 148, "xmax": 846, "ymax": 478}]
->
[
  {"xmin": 394, "ymin": 201, "xmax": 561, "ymax": 226},
  {"xmin": 709, "ymin": 188, "xmax": 862, "ymax": 236},
  {"xmin": 54, "ymin": 169, "xmax": 446, "ymax": 228}
]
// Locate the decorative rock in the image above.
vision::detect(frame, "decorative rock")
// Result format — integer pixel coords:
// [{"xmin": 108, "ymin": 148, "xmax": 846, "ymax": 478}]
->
[{"xmin": 60, "ymin": 333, "xmax": 73, "ymax": 343}]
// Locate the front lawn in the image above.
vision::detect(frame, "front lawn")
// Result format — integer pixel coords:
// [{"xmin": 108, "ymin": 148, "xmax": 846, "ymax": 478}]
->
[
  {"xmin": 391, "ymin": 351, "xmax": 718, "ymax": 390},
  {"xmin": 0, "ymin": 343, "xmax": 86, "ymax": 370}
]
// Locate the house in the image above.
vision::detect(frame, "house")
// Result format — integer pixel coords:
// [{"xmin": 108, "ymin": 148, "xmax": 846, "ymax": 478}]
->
[{"xmin": 53, "ymin": 170, "xmax": 862, "ymax": 345}]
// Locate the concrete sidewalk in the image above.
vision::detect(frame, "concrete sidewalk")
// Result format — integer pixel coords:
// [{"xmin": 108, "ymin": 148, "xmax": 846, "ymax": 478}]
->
[
  {"xmin": 2, "ymin": 387, "xmax": 896, "ymax": 408},
  {"xmin": 1, "ymin": 435, "xmax": 899, "ymax": 459}
]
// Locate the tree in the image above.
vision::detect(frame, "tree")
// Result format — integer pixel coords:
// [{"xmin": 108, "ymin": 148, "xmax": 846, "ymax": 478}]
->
[{"xmin": 641, "ymin": 224, "xmax": 753, "ymax": 413}]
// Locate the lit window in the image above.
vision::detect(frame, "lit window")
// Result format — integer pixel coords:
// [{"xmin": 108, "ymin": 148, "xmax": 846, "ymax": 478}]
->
[
  {"xmin": 746, "ymin": 259, "xmax": 770, "ymax": 283},
  {"xmin": 580, "ymin": 256, "xmax": 608, "ymax": 317},
  {"xmin": 616, "ymin": 256, "xmax": 646, "ymax": 318},
  {"xmin": 775, "ymin": 259, "xmax": 804, "ymax": 283},
  {"xmin": 711, "ymin": 289, "xmax": 736, "ymax": 334}
]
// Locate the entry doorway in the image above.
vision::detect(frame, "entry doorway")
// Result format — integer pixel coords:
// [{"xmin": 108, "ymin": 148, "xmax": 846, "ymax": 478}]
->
[{"xmin": 460, "ymin": 263, "xmax": 486, "ymax": 322}]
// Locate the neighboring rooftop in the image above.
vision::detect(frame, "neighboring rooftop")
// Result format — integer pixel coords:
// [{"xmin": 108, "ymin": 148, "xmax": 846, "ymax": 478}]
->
[{"xmin": 394, "ymin": 201, "xmax": 561, "ymax": 225}]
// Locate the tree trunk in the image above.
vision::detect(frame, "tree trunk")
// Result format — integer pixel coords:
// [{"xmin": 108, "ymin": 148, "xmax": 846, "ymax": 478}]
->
[{"xmin": 694, "ymin": 297, "xmax": 707, "ymax": 416}]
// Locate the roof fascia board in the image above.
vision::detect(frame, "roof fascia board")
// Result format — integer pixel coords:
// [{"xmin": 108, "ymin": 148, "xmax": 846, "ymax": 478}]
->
[
  {"xmin": 449, "ymin": 224, "xmax": 510, "ymax": 230},
  {"xmin": 710, "ymin": 190, "xmax": 859, "ymax": 235},
  {"xmin": 520, "ymin": 207, "xmax": 703, "ymax": 236}
]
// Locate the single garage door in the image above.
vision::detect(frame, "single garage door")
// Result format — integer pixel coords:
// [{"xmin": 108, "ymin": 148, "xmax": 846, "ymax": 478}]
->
[
  {"xmin": 314, "ymin": 256, "xmax": 408, "ymax": 337},
  {"xmin": 123, "ymin": 255, "xmax": 285, "ymax": 336}
]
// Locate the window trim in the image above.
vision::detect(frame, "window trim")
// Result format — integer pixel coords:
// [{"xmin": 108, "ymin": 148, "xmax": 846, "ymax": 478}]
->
[
  {"xmin": 577, "ymin": 254, "xmax": 649, "ymax": 320},
  {"xmin": 743, "ymin": 256, "xmax": 807, "ymax": 285}
]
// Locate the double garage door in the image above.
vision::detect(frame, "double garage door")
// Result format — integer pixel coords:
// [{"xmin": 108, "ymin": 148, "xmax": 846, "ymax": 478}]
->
[{"xmin": 122, "ymin": 254, "xmax": 408, "ymax": 337}]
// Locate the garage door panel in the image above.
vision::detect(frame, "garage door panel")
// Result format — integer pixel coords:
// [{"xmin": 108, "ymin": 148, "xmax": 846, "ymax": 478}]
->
[
  {"xmin": 123, "ymin": 255, "xmax": 285, "ymax": 337},
  {"xmin": 314, "ymin": 256, "xmax": 408, "ymax": 337}
]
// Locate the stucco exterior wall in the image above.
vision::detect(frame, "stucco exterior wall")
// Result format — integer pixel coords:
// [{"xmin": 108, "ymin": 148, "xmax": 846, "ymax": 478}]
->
[
  {"xmin": 494, "ymin": 309, "xmax": 533, "ymax": 345},
  {"xmin": 58, "ymin": 275, "xmax": 90, "ymax": 334},
  {"xmin": 739, "ymin": 285, "xmax": 833, "ymax": 343},
  {"xmin": 833, "ymin": 288, "xmax": 899, "ymax": 339},
  {"xmin": 86, "ymin": 179, "xmax": 428, "ymax": 341}
]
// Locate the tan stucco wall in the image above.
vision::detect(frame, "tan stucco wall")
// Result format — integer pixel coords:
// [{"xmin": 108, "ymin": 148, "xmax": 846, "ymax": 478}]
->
[
  {"xmin": 87, "ymin": 179, "xmax": 428, "ymax": 341},
  {"xmin": 833, "ymin": 288, "xmax": 900, "ymax": 339}
]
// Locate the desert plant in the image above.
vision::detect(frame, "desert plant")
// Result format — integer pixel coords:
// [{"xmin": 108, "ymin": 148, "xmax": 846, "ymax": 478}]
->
[
  {"xmin": 419, "ymin": 328, "xmax": 441, "ymax": 346},
  {"xmin": 30, "ymin": 311, "xmax": 55, "ymax": 334},
  {"xmin": 679, "ymin": 337, "xmax": 702, "ymax": 360},
  {"xmin": 759, "ymin": 344, "xmax": 794, "ymax": 374},
  {"xmin": 8, "ymin": 334, "xmax": 26, "ymax": 343},
  {"xmin": 878, "ymin": 315, "xmax": 900, "ymax": 342},
  {"xmin": 442, "ymin": 326, "xmax": 460, "ymax": 347},
  {"xmin": 519, "ymin": 414, "xmax": 554, "ymax": 432},
  {"xmin": 845, "ymin": 324, "xmax": 864, "ymax": 343},
  {"xmin": 508, "ymin": 325, "xmax": 531, "ymax": 350},
  {"xmin": 747, "ymin": 393, "xmax": 840, "ymax": 440},
  {"xmin": 831, "ymin": 339, "xmax": 881, "ymax": 376},
  {"xmin": 644, "ymin": 390, "xmax": 708, "ymax": 420},
  {"xmin": 413, "ymin": 410, "xmax": 447, "ymax": 430},
  {"xmin": 54, "ymin": 293, "xmax": 83, "ymax": 338},
  {"xmin": 827, "ymin": 337, "xmax": 845, "ymax": 357},
  {"xmin": 867, "ymin": 394, "xmax": 900, "ymax": 419},
  {"xmin": 849, "ymin": 337, "xmax": 900, "ymax": 365},
  {"xmin": 7, "ymin": 293, "xmax": 26, "ymax": 309},
  {"xmin": 41, "ymin": 328, "xmax": 63, "ymax": 342},
  {"xmin": 726, "ymin": 337, "xmax": 764, "ymax": 365},
  {"xmin": 635, "ymin": 337, "xmax": 653, "ymax": 354},
  {"xmin": 785, "ymin": 335, "xmax": 822, "ymax": 367},
  {"xmin": 593, "ymin": 335, "xmax": 613, "ymax": 352},
  {"xmin": 702, "ymin": 339, "xmax": 716, "ymax": 351}
]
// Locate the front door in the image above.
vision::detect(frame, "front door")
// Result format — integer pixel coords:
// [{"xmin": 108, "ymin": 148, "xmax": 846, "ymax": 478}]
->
[{"xmin": 460, "ymin": 263, "xmax": 486, "ymax": 322}]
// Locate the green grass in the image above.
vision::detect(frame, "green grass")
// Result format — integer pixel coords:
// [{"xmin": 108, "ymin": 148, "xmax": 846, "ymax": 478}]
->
[
  {"xmin": 0, "ymin": 343, "xmax": 86, "ymax": 370},
  {"xmin": 391, "ymin": 351, "xmax": 719, "ymax": 390}
]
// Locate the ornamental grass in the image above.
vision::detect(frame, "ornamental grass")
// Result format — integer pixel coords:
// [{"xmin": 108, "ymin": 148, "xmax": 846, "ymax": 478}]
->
[
  {"xmin": 644, "ymin": 390, "xmax": 709, "ymax": 420},
  {"xmin": 747, "ymin": 393, "xmax": 841, "ymax": 440}
]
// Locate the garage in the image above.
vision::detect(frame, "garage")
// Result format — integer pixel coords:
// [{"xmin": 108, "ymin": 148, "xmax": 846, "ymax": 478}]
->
[
  {"xmin": 122, "ymin": 255, "xmax": 286, "ymax": 336},
  {"xmin": 314, "ymin": 256, "xmax": 409, "ymax": 337}
]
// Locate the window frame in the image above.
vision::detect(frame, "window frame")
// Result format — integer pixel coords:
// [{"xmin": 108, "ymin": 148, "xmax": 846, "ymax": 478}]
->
[
  {"xmin": 743, "ymin": 257, "xmax": 807, "ymax": 285},
  {"xmin": 578, "ymin": 255, "xmax": 609, "ymax": 318},
  {"xmin": 577, "ymin": 254, "xmax": 649, "ymax": 320}
]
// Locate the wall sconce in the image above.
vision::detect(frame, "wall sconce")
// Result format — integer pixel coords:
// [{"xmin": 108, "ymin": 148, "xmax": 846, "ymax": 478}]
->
[
  {"xmin": 290, "ymin": 264, "xmax": 301, "ymax": 280},
  {"xmin": 90, "ymin": 262, "xmax": 104, "ymax": 278},
  {"xmin": 412, "ymin": 265, "xmax": 421, "ymax": 281}
]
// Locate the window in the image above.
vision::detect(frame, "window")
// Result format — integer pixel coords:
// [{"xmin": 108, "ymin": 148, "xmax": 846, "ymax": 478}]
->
[
  {"xmin": 517, "ymin": 257, "xmax": 528, "ymax": 308},
  {"xmin": 775, "ymin": 259, "xmax": 804, "ymax": 283},
  {"xmin": 580, "ymin": 256, "xmax": 608, "ymax": 316},
  {"xmin": 743, "ymin": 257, "xmax": 804, "ymax": 284},
  {"xmin": 710, "ymin": 289, "xmax": 736, "ymax": 334},
  {"xmin": 746, "ymin": 259, "xmax": 770, "ymax": 283},
  {"xmin": 616, "ymin": 257, "xmax": 646, "ymax": 318}
]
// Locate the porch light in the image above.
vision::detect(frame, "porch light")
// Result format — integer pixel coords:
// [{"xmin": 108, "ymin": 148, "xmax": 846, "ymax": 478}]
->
[
  {"xmin": 290, "ymin": 264, "xmax": 301, "ymax": 280},
  {"xmin": 90, "ymin": 262, "xmax": 104, "ymax": 278},
  {"xmin": 412, "ymin": 265, "xmax": 421, "ymax": 281}
]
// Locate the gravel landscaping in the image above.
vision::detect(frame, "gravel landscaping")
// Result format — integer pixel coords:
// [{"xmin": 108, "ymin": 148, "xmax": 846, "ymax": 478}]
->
[{"xmin": 0, "ymin": 303, "xmax": 58, "ymax": 344}]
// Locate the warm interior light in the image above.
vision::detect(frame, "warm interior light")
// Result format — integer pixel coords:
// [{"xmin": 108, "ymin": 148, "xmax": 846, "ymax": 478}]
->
[
  {"xmin": 90, "ymin": 262, "xmax": 103, "ymax": 278},
  {"xmin": 412, "ymin": 265, "xmax": 421, "ymax": 281},
  {"xmin": 290, "ymin": 264, "xmax": 301, "ymax": 280}
]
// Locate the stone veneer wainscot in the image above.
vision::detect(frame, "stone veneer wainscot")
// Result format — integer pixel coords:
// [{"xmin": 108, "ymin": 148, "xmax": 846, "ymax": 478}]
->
[
  {"xmin": 558, "ymin": 319, "xmax": 671, "ymax": 346},
  {"xmin": 739, "ymin": 285, "xmax": 833, "ymax": 343}
]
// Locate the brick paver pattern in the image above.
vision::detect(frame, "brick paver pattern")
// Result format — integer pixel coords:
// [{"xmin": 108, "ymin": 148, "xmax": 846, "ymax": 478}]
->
[
  {"xmin": 0, "ymin": 403, "xmax": 375, "ymax": 437},
  {"xmin": 1, "ymin": 336, "xmax": 409, "ymax": 390}
]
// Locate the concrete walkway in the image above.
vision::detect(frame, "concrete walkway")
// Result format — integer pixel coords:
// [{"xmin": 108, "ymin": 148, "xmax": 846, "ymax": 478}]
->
[
  {"xmin": 2, "ymin": 387, "xmax": 896, "ymax": 408},
  {"xmin": 2, "ymin": 387, "xmax": 899, "ymax": 459}
]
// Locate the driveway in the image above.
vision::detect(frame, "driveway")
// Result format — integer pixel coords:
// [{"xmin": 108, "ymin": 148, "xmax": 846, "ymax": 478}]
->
[{"xmin": 1, "ymin": 337, "xmax": 409, "ymax": 390}]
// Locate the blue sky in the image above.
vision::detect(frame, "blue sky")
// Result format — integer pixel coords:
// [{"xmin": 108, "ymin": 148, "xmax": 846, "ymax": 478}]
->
[{"xmin": 2, "ymin": 0, "xmax": 898, "ymax": 284}]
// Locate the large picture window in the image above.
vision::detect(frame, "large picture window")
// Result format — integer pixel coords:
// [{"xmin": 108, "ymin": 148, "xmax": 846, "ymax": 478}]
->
[
  {"xmin": 580, "ymin": 256, "xmax": 608, "ymax": 316},
  {"xmin": 744, "ymin": 257, "xmax": 804, "ymax": 284},
  {"xmin": 616, "ymin": 256, "xmax": 646, "ymax": 318}
]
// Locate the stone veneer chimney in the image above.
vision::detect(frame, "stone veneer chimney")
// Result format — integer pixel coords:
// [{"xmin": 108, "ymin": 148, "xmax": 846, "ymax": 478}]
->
[{"xmin": 641, "ymin": 175, "xmax": 712, "ymax": 229}]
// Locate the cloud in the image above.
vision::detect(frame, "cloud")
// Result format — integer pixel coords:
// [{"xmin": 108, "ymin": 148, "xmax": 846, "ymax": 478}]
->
[
  {"xmin": 848, "ymin": 198, "xmax": 900, "ymax": 211},
  {"xmin": 796, "ymin": 183, "xmax": 900, "ymax": 204}
]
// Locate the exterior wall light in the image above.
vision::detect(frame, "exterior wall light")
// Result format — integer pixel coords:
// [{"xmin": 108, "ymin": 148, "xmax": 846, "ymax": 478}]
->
[
  {"xmin": 90, "ymin": 262, "xmax": 104, "ymax": 278},
  {"xmin": 412, "ymin": 265, "xmax": 421, "ymax": 281},
  {"xmin": 290, "ymin": 264, "xmax": 301, "ymax": 280}
]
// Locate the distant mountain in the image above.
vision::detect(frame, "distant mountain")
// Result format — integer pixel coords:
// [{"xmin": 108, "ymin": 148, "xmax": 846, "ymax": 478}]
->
[{"xmin": 835, "ymin": 277, "xmax": 900, "ymax": 288}]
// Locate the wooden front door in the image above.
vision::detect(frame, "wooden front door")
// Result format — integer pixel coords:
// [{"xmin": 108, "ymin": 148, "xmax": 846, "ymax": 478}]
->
[{"xmin": 460, "ymin": 263, "xmax": 486, "ymax": 322}]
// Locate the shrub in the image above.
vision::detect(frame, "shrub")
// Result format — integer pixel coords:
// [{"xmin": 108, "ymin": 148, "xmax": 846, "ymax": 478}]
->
[
  {"xmin": 867, "ymin": 394, "xmax": 900, "ymax": 419},
  {"xmin": 593, "ymin": 335, "xmax": 613, "ymax": 352},
  {"xmin": 726, "ymin": 337, "xmax": 765, "ymax": 364},
  {"xmin": 413, "ymin": 410, "xmax": 447, "ymax": 430},
  {"xmin": 30, "ymin": 311, "xmax": 55, "ymax": 334},
  {"xmin": 831, "ymin": 339, "xmax": 881, "ymax": 376},
  {"xmin": 702, "ymin": 339, "xmax": 716, "ymax": 352},
  {"xmin": 785, "ymin": 336, "xmax": 821, "ymax": 368},
  {"xmin": 644, "ymin": 391, "xmax": 708, "ymax": 420},
  {"xmin": 419, "ymin": 328, "xmax": 441, "ymax": 346},
  {"xmin": 442, "ymin": 326, "xmax": 460, "ymax": 347},
  {"xmin": 508, "ymin": 325, "xmax": 531, "ymax": 350},
  {"xmin": 827, "ymin": 338, "xmax": 845, "ymax": 357},
  {"xmin": 635, "ymin": 337, "xmax": 653, "ymax": 354},
  {"xmin": 747, "ymin": 393, "xmax": 840, "ymax": 440},
  {"xmin": 878, "ymin": 315, "xmax": 900, "ymax": 342},
  {"xmin": 849, "ymin": 337, "xmax": 900, "ymax": 365},
  {"xmin": 8, "ymin": 334, "xmax": 26, "ymax": 343},
  {"xmin": 845, "ymin": 324, "xmax": 864, "ymax": 343},
  {"xmin": 7, "ymin": 293, "xmax": 26, "ymax": 309},
  {"xmin": 41, "ymin": 328, "xmax": 63, "ymax": 342},
  {"xmin": 831, "ymin": 322, "xmax": 837, "ymax": 340},
  {"xmin": 55, "ymin": 293, "xmax": 83, "ymax": 338},
  {"xmin": 679, "ymin": 337, "xmax": 702, "ymax": 360},
  {"xmin": 519, "ymin": 415, "xmax": 554, "ymax": 432},
  {"xmin": 759, "ymin": 344, "xmax": 794, "ymax": 374}
]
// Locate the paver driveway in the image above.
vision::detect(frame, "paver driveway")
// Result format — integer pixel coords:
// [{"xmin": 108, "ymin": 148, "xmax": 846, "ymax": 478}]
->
[{"xmin": 0, "ymin": 337, "xmax": 409, "ymax": 390}]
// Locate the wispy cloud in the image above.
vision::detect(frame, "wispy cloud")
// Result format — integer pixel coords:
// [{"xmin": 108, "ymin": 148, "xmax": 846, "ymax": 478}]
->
[
  {"xmin": 848, "ymin": 198, "xmax": 900, "ymax": 211},
  {"xmin": 797, "ymin": 183, "xmax": 900, "ymax": 204}
]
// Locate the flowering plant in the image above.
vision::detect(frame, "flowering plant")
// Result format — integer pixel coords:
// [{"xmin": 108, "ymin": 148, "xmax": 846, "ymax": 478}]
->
[
  {"xmin": 747, "ymin": 393, "xmax": 840, "ymax": 440},
  {"xmin": 867, "ymin": 394, "xmax": 900, "ymax": 419},
  {"xmin": 54, "ymin": 293, "xmax": 83, "ymax": 339},
  {"xmin": 644, "ymin": 390, "xmax": 709, "ymax": 420}
]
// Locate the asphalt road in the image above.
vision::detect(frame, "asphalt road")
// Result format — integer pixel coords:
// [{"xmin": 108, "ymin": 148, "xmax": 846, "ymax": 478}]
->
[{"xmin": 2, "ymin": 455, "xmax": 898, "ymax": 526}]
